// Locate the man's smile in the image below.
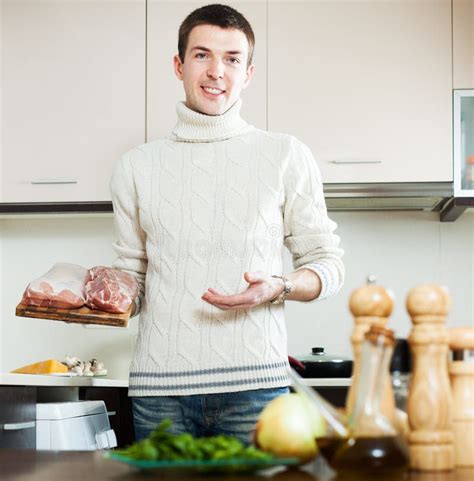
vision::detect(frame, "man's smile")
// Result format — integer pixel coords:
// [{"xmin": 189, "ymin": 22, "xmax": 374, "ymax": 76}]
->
[{"xmin": 201, "ymin": 85, "xmax": 226, "ymax": 97}]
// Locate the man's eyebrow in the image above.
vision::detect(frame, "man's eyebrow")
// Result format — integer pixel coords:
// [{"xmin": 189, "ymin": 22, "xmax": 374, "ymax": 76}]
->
[{"xmin": 190, "ymin": 46, "xmax": 244, "ymax": 56}]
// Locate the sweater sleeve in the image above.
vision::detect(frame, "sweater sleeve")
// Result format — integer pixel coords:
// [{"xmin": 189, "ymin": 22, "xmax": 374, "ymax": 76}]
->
[
  {"xmin": 110, "ymin": 149, "xmax": 148, "ymax": 317},
  {"xmin": 282, "ymin": 136, "xmax": 345, "ymax": 301}
]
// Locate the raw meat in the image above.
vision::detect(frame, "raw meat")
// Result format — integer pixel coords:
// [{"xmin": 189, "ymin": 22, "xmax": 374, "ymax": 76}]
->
[
  {"xmin": 21, "ymin": 263, "xmax": 88, "ymax": 308},
  {"xmin": 84, "ymin": 266, "xmax": 138, "ymax": 314}
]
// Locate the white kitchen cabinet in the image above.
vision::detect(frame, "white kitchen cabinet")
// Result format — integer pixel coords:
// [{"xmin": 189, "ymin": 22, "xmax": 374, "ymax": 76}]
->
[
  {"xmin": 454, "ymin": 0, "xmax": 474, "ymax": 89},
  {"xmin": 0, "ymin": 386, "xmax": 36, "ymax": 449},
  {"xmin": 147, "ymin": 0, "xmax": 267, "ymax": 141},
  {"xmin": 267, "ymin": 0, "xmax": 453, "ymax": 184},
  {"xmin": 1, "ymin": 0, "xmax": 145, "ymax": 203}
]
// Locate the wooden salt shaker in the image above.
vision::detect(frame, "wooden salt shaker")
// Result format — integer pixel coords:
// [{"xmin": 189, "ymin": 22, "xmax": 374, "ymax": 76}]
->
[
  {"xmin": 406, "ymin": 284, "xmax": 454, "ymax": 471},
  {"xmin": 346, "ymin": 276, "xmax": 396, "ymax": 423},
  {"xmin": 448, "ymin": 326, "xmax": 474, "ymax": 467}
]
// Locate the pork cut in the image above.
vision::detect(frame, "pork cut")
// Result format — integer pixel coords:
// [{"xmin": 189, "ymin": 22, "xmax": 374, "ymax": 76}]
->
[
  {"xmin": 21, "ymin": 263, "xmax": 88, "ymax": 308},
  {"xmin": 84, "ymin": 266, "xmax": 139, "ymax": 314}
]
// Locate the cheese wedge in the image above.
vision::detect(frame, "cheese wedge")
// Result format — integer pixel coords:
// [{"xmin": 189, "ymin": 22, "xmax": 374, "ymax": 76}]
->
[{"xmin": 12, "ymin": 359, "xmax": 68, "ymax": 375}]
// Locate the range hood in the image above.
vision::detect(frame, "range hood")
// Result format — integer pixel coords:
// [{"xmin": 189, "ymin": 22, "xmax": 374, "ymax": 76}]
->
[
  {"xmin": 323, "ymin": 182, "xmax": 453, "ymax": 213},
  {"xmin": 0, "ymin": 182, "xmax": 470, "ymax": 222}
]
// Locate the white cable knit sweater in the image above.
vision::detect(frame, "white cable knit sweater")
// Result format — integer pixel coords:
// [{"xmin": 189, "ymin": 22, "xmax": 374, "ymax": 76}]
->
[{"xmin": 110, "ymin": 98, "xmax": 344, "ymax": 396}]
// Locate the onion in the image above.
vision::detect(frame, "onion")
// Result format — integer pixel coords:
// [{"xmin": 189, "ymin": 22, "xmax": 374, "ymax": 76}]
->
[{"xmin": 254, "ymin": 393, "xmax": 326, "ymax": 464}]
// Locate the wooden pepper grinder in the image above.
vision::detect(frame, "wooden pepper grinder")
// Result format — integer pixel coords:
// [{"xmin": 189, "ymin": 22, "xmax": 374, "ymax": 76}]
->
[
  {"xmin": 406, "ymin": 284, "xmax": 454, "ymax": 471},
  {"xmin": 346, "ymin": 275, "xmax": 396, "ymax": 423},
  {"xmin": 448, "ymin": 326, "xmax": 474, "ymax": 467}
]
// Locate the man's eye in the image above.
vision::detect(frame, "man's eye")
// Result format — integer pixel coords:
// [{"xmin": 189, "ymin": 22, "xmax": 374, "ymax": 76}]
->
[
  {"xmin": 195, "ymin": 53, "xmax": 208, "ymax": 59},
  {"xmin": 228, "ymin": 57, "xmax": 240, "ymax": 64}
]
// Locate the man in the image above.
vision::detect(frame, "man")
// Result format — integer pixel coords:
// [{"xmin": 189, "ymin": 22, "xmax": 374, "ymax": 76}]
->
[{"xmin": 110, "ymin": 3, "xmax": 344, "ymax": 445}]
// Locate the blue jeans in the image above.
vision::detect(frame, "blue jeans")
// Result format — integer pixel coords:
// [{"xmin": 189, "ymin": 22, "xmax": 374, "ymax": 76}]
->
[{"xmin": 131, "ymin": 387, "xmax": 289, "ymax": 446}]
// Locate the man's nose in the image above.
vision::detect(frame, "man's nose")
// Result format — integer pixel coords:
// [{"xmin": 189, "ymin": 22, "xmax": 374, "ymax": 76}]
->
[{"xmin": 207, "ymin": 60, "xmax": 224, "ymax": 79}]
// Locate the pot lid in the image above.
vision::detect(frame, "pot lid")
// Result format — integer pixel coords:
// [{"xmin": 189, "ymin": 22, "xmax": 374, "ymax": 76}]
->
[{"xmin": 296, "ymin": 347, "xmax": 352, "ymax": 364}]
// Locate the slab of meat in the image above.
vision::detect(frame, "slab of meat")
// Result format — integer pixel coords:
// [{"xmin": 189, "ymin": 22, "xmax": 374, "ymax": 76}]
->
[
  {"xmin": 21, "ymin": 263, "xmax": 88, "ymax": 308},
  {"xmin": 84, "ymin": 266, "xmax": 139, "ymax": 314}
]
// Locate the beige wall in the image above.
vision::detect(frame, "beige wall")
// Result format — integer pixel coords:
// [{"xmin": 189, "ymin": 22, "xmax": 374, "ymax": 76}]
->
[
  {"xmin": 1, "ymin": 210, "xmax": 473, "ymax": 377},
  {"xmin": 0, "ymin": 215, "xmax": 138, "ymax": 378},
  {"xmin": 285, "ymin": 210, "xmax": 474, "ymax": 360}
]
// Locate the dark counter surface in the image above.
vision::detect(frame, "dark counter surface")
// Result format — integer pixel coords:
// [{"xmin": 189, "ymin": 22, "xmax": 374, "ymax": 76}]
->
[{"xmin": 1, "ymin": 450, "xmax": 473, "ymax": 481}]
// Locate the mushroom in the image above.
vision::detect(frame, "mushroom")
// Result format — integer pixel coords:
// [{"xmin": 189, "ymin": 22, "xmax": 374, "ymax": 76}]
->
[
  {"xmin": 72, "ymin": 360, "xmax": 85, "ymax": 376},
  {"xmin": 64, "ymin": 355, "xmax": 79, "ymax": 370},
  {"xmin": 82, "ymin": 361, "xmax": 94, "ymax": 377},
  {"xmin": 90, "ymin": 358, "xmax": 107, "ymax": 376}
]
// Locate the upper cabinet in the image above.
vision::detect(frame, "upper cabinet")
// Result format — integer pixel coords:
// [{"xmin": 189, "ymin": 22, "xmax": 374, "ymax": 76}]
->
[
  {"xmin": 146, "ymin": 0, "xmax": 267, "ymax": 141},
  {"xmin": 1, "ymin": 0, "xmax": 145, "ymax": 203},
  {"xmin": 267, "ymin": 0, "xmax": 453, "ymax": 184},
  {"xmin": 0, "ymin": 0, "xmax": 460, "ymax": 206},
  {"xmin": 453, "ymin": 0, "xmax": 474, "ymax": 89}
]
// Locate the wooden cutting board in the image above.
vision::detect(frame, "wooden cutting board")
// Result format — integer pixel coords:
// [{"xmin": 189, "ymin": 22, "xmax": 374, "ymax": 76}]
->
[{"xmin": 15, "ymin": 302, "xmax": 132, "ymax": 328}]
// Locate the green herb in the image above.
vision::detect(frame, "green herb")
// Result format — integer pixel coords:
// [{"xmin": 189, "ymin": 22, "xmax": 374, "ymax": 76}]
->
[{"xmin": 114, "ymin": 419, "xmax": 273, "ymax": 463}]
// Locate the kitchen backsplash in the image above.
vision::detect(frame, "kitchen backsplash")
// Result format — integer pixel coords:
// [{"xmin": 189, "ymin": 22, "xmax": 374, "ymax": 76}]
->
[{"xmin": 0, "ymin": 211, "xmax": 472, "ymax": 378}]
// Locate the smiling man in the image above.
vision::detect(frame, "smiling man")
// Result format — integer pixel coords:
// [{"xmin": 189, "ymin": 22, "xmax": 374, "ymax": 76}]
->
[
  {"xmin": 110, "ymin": 4, "xmax": 344, "ymax": 444},
  {"xmin": 175, "ymin": 25, "xmax": 251, "ymax": 115}
]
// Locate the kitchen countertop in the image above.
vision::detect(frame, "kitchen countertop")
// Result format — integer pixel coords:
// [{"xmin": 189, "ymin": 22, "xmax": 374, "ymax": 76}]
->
[
  {"xmin": 0, "ymin": 373, "xmax": 350, "ymax": 388},
  {"xmin": 0, "ymin": 373, "xmax": 128, "ymax": 387},
  {"xmin": 1, "ymin": 450, "xmax": 472, "ymax": 481}
]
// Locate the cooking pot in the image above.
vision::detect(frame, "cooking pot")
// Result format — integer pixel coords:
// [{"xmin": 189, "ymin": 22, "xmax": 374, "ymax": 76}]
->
[{"xmin": 289, "ymin": 347, "xmax": 353, "ymax": 378}]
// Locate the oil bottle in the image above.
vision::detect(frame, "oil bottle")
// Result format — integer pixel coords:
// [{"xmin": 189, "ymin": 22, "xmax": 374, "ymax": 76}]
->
[{"xmin": 329, "ymin": 325, "xmax": 409, "ymax": 477}]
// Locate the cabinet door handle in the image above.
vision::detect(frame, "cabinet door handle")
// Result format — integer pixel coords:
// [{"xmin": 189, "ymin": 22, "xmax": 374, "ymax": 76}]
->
[
  {"xmin": 106, "ymin": 411, "xmax": 116, "ymax": 417},
  {"xmin": 31, "ymin": 179, "xmax": 78, "ymax": 184},
  {"xmin": 1, "ymin": 421, "xmax": 36, "ymax": 431},
  {"xmin": 328, "ymin": 159, "xmax": 382, "ymax": 165}
]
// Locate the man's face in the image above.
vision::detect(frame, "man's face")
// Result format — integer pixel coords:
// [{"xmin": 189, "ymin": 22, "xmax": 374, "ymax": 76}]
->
[{"xmin": 174, "ymin": 24, "xmax": 255, "ymax": 116}]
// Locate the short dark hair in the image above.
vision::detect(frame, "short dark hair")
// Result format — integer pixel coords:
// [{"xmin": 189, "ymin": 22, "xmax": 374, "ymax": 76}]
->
[{"xmin": 178, "ymin": 4, "xmax": 255, "ymax": 68}]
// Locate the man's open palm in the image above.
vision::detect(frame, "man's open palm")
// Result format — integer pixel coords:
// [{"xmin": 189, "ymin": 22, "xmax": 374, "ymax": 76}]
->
[{"xmin": 201, "ymin": 271, "xmax": 283, "ymax": 310}]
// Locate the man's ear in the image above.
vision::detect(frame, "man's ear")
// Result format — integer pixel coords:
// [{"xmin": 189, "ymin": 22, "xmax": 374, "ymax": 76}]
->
[
  {"xmin": 173, "ymin": 54, "xmax": 184, "ymax": 81},
  {"xmin": 242, "ymin": 63, "xmax": 255, "ymax": 90}
]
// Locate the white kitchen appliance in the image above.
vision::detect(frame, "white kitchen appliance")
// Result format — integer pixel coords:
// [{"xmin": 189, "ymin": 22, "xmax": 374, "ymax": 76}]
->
[
  {"xmin": 454, "ymin": 89, "xmax": 474, "ymax": 197},
  {"xmin": 36, "ymin": 400, "xmax": 117, "ymax": 451}
]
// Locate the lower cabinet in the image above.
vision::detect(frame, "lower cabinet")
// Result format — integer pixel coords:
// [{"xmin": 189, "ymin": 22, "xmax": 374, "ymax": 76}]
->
[
  {"xmin": 314, "ymin": 387, "xmax": 348, "ymax": 408},
  {"xmin": 0, "ymin": 385, "xmax": 134, "ymax": 449},
  {"xmin": 290, "ymin": 386, "xmax": 348, "ymax": 409},
  {"xmin": 0, "ymin": 386, "xmax": 37, "ymax": 449},
  {"xmin": 0, "ymin": 384, "xmax": 347, "ymax": 450}
]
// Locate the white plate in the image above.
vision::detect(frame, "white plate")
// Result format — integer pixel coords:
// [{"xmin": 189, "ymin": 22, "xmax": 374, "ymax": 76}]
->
[{"xmin": 49, "ymin": 372, "xmax": 108, "ymax": 377}]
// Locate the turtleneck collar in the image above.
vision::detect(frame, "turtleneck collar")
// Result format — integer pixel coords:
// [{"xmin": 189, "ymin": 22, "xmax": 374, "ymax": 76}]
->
[{"xmin": 170, "ymin": 98, "xmax": 253, "ymax": 143}]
